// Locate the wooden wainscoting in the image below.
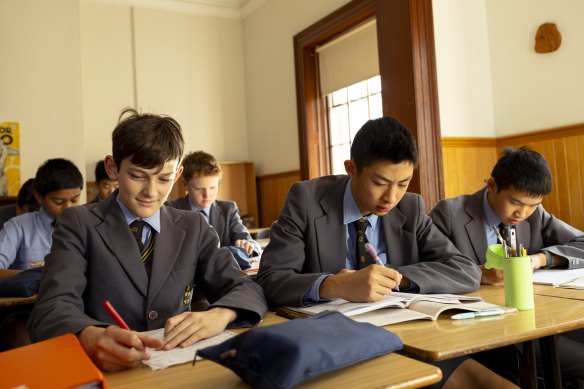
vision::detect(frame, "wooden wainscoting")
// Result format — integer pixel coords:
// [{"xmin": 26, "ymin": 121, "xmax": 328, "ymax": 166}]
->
[
  {"xmin": 257, "ymin": 170, "xmax": 301, "ymax": 227},
  {"xmin": 442, "ymin": 123, "xmax": 584, "ymax": 231}
]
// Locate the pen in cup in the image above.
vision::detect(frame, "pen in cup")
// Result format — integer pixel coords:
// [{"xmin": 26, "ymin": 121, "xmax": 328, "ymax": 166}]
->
[
  {"xmin": 103, "ymin": 300, "xmax": 131, "ymax": 330},
  {"xmin": 364, "ymin": 243, "xmax": 400, "ymax": 291}
]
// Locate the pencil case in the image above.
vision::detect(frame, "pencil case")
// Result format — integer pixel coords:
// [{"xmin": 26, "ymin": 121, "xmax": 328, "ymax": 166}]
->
[{"xmin": 198, "ymin": 310, "xmax": 403, "ymax": 389}]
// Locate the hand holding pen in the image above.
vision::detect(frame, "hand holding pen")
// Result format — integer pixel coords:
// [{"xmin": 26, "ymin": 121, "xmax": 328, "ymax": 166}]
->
[{"xmin": 365, "ymin": 243, "xmax": 402, "ymax": 291}]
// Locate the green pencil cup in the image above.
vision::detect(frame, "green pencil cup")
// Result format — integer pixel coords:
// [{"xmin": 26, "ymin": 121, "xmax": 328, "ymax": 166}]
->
[{"xmin": 485, "ymin": 244, "xmax": 534, "ymax": 311}]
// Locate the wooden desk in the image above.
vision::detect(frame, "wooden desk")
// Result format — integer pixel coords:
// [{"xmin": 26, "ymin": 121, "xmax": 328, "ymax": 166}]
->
[
  {"xmin": 534, "ymin": 284, "xmax": 584, "ymax": 301},
  {"xmin": 107, "ymin": 312, "xmax": 442, "ymax": 389},
  {"xmin": 0, "ymin": 295, "xmax": 36, "ymax": 307},
  {"xmin": 386, "ymin": 285, "xmax": 584, "ymax": 388}
]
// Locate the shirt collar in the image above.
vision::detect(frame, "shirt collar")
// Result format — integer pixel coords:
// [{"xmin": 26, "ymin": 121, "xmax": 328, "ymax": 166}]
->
[
  {"xmin": 38, "ymin": 206, "xmax": 55, "ymax": 226},
  {"xmin": 343, "ymin": 178, "xmax": 380, "ymax": 230},
  {"xmin": 116, "ymin": 195, "xmax": 161, "ymax": 233},
  {"xmin": 188, "ymin": 198, "xmax": 211, "ymax": 216},
  {"xmin": 482, "ymin": 187, "xmax": 502, "ymax": 228}
]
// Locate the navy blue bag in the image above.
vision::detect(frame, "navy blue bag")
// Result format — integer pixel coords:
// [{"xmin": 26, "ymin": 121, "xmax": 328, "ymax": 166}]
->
[
  {"xmin": 0, "ymin": 267, "xmax": 43, "ymax": 297},
  {"xmin": 225, "ymin": 246, "xmax": 252, "ymax": 270},
  {"xmin": 198, "ymin": 311, "xmax": 403, "ymax": 389}
]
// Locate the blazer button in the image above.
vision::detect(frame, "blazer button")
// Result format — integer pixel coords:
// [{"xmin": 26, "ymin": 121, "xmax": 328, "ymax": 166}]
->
[{"xmin": 148, "ymin": 311, "xmax": 159, "ymax": 320}]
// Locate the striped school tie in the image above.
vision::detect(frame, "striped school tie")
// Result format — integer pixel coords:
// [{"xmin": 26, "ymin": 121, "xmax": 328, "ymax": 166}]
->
[
  {"xmin": 130, "ymin": 220, "xmax": 155, "ymax": 278},
  {"xmin": 354, "ymin": 218, "xmax": 376, "ymax": 269}
]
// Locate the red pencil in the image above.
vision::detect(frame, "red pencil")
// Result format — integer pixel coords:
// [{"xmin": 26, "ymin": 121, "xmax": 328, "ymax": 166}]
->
[{"xmin": 102, "ymin": 300, "xmax": 131, "ymax": 330}]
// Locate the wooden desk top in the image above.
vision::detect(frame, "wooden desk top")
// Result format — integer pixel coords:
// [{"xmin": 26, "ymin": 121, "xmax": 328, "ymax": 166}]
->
[
  {"xmin": 0, "ymin": 295, "xmax": 36, "ymax": 307},
  {"xmin": 385, "ymin": 285, "xmax": 584, "ymax": 361},
  {"xmin": 534, "ymin": 284, "xmax": 584, "ymax": 301},
  {"xmin": 107, "ymin": 311, "xmax": 441, "ymax": 389}
]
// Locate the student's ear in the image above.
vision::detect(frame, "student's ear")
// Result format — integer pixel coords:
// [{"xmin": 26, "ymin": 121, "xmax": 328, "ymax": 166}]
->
[
  {"xmin": 486, "ymin": 177, "xmax": 497, "ymax": 193},
  {"xmin": 173, "ymin": 166, "xmax": 184, "ymax": 184},
  {"xmin": 33, "ymin": 191, "xmax": 44, "ymax": 205},
  {"xmin": 344, "ymin": 160, "xmax": 357, "ymax": 177},
  {"xmin": 103, "ymin": 156, "xmax": 119, "ymax": 180}
]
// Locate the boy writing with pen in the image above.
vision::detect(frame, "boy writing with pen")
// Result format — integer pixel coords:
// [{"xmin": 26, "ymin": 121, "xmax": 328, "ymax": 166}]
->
[
  {"xmin": 430, "ymin": 146, "xmax": 584, "ymax": 387},
  {"xmin": 256, "ymin": 116, "xmax": 518, "ymax": 388},
  {"xmin": 28, "ymin": 108, "xmax": 267, "ymax": 371}
]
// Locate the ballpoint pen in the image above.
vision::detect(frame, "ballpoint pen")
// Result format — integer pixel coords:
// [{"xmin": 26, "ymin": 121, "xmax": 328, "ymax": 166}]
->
[
  {"xmin": 365, "ymin": 242, "xmax": 400, "ymax": 291},
  {"xmin": 451, "ymin": 308, "xmax": 517, "ymax": 320}
]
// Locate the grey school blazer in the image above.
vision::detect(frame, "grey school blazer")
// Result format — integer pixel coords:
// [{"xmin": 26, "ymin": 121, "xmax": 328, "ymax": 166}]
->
[
  {"xmin": 429, "ymin": 188, "xmax": 584, "ymax": 267},
  {"xmin": 255, "ymin": 175, "xmax": 481, "ymax": 307},
  {"xmin": 167, "ymin": 196, "xmax": 260, "ymax": 254},
  {"xmin": 29, "ymin": 194, "xmax": 267, "ymax": 341}
]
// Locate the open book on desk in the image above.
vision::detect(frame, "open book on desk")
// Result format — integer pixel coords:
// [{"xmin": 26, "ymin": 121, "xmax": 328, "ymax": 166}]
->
[
  {"xmin": 278, "ymin": 292, "xmax": 514, "ymax": 326},
  {"xmin": 532, "ymin": 268, "xmax": 584, "ymax": 288}
]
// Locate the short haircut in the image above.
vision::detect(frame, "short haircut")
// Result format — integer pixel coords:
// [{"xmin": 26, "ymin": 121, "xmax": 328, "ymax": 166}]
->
[
  {"xmin": 112, "ymin": 108, "xmax": 184, "ymax": 170},
  {"xmin": 491, "ymin": 146, "xmax": 552, "ymax": 197},
  {"xmin": 34, "ymin": 158, "xmax": 84, "ymax": 197},
  {"xmin": 17, "ymin": 178, "xmax": 40, "ymax": 212},
  {"xmin": 351, "ymin": 116, "xmax": 418, "ymax": 172},
  {"xmin": 94, "ymin": 160, "xmax": 109, "ymax": 184},
  {"xmin": 181, "ymin": 151, "xmax": 222, "ymax": 181}
]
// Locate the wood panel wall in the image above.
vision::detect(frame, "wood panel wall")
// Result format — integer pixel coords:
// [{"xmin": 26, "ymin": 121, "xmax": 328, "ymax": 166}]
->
[
  {"xmin": 442, "ymin": 123, "xmax": 584, "ymax": 231},
  {"xmin": 256, "ymin": 170, "xmax": 300, "ymax": 227}
]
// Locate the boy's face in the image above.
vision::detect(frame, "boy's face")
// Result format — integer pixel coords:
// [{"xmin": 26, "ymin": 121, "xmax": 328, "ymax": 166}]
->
[
  {"xmin": 183, "ymin": 174, "xmax": 220, "ymax": 209},
  {"xmin": 35, "ymin": 188, "xmax": 81, "ymax": 219},
  {"xmin": 105, "ymin": 156, "xmax": 183, "ymax": 218},
  {"xmin": 97, "ymin": 178, "xmax": 119, "ymax": 200},
  {"xmin": 345, "ymin": 159, "xmax": 414, "ymax": 216},
  {"xmin": 486, "ymin": 179, "xmax": 542, "ymax": 226}
]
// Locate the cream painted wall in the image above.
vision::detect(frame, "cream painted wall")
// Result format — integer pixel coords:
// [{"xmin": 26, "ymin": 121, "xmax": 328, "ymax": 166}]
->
[
  {"xmin": 485, "ymin": 0, "xmax": 584, "ymax": 135},
  {"xmin": 0, "ymin": 0, "xmax": 85, "ymax": 196},
  {"xmin": 242, "ymin": 0, "xmax": 351, "ymax": 176},
  {"xmin": 433, "ymin": 0, "xmax": 495, "ymax": 137}
]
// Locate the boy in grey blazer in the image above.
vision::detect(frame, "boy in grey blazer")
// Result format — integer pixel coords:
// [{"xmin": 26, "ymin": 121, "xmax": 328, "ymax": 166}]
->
[
  {"xmin": 29, "ymin": 109, "xmax": 267, "ymax": 371},
  {"xmin": 167, "ymin": 150, "xmax": 260, "ymax": 256},
  {"xmin": 430, "ymin": 147, "xmax": 584, "ymax": 387},
  {"xmin": 257, "ymin": 117, "xmax": 517, "ymax": 389}
]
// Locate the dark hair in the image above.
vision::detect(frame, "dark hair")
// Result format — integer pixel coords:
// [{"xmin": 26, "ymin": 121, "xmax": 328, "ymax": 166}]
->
[
  {"xmin": 112, "ymin": 108, "xmax": 184, "ymax": 170},
  {"xmin": 33, "ymin": 158, "xmax": 84, "ymax": 197},
  {"xmin": 17, "ymin": 178, "xmax": 40, "ymax": 212},
  {"xmin": 181, "ymin": 151, "xmax": 222, "ymax": 181},
  {"xmin": 491, "ymin": 146, "xmax": 552, "ymax": 197},
  {"xmin": 94, "ymin": 160, "xmax": 109, "ymax": 184},
  {"xmin": 350, "ymin": 116, "xmax": 418, "ymax": 171}
]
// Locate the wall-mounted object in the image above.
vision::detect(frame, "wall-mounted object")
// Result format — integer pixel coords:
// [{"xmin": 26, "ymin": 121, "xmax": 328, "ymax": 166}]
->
[{"xmin": 535, "ymin": 23, "xmax": 561, "ymax": 53}]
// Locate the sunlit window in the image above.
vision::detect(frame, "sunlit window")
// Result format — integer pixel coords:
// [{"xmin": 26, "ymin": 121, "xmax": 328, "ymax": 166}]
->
[{"xmin": 327, "ymin": 75, "xmax": 382, "ymax": 175}]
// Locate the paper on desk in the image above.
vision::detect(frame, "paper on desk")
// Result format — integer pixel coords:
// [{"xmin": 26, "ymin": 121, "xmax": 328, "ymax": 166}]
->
[
  {"xmin": 141, "ymin": 329, "xmax": 235, "ymax": 370},
  {"xmin": 532, "ymin": 268, "xmax": 584, "ymax": 286}
]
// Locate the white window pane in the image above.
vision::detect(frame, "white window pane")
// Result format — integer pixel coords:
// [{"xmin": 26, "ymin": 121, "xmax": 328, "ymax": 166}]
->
[
  {"xmin": 349, "ymin": 98, "xmax": 369, "ymax": 139},
  {"xmin": 348, "ymin": 80, "xmax": 367, "ymax": 101},
  {"xmin": 368, "ymin": 75, "xmax": 381, "ymax": 94},
  {"xmin": 329, "ymin": 105, "xmax": 350, "ymax": 146},
  {"xmin": 331, "ymin": 144, "xmax": 351, "ymax": 175},
  {"xmin": 369, "ymin": 93, "xmax": 383, "ymax": 119},
  {"xmin": 331, "ymin": 88, "xmax": 348, "ymax": 106}
]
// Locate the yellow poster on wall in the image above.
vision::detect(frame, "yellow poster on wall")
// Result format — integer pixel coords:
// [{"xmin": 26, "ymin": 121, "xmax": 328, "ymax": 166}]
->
[{"xmin": 0, "ymin": 122, "xmax": 20, "ymax": 196}]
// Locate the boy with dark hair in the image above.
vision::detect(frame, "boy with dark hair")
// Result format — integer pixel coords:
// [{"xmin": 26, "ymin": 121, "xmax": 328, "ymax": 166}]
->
[
  {"xmin": 29, "ymin": 108, "xmax": 267, "ymax": 371},
  {"xmin": 167, "ymin": 150, "xmax": 260, "ymax": 256},
  {"xmin": 256, "ymin": 116, "xmax": 514, "ymax": 388},
  {"xmin": 89, "ymin": 160, "xmax": 118, "ymax": 203},
  {"xmin": 0, "ymin": 158, "xmax": 83, "ymax": 271},
  {"xmin": 0, "ymin": 178, "xmax": 40, "ymax": 230},
  {"xmin": 430, "ymin": 146, "xmax": 584, "ymax": 387}
]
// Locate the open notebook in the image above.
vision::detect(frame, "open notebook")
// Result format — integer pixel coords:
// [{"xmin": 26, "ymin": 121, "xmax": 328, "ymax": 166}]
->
[
  {"xmin": 532, "ymin": 268, "xmax": 584, "ymax": 288},
  {"xmin": 278, "ymin": 292, "xmax": 514, "ymax": 326}
]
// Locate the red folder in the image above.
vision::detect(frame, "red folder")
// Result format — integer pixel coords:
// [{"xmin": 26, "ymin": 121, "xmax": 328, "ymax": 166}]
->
[{"xmin": 0, "ymin": 333, "xmax": 106, "ymax": 389}]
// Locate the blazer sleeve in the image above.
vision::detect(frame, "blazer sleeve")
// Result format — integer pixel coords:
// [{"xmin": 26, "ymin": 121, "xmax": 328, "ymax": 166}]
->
[
  {"xmin": 398, "ymin": 196, "xmax": 481, "ymax": 294},
  {"xmin": 537, "ymin": 207, "xmax": 584, "ymax": 269},
  {"xmin": 225, "ymin": 202, "xmax": 261, "ymax": 255},
  {"xmin": 255, "ymin": 183, "xmax": 324, "ymax": 307}
]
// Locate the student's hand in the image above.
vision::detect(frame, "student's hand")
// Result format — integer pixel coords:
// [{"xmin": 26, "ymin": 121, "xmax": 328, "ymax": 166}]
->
[
  {"xmin": 234, "ymin": 239, "xmax": 254, "ymax": 256},
  {"xmin": 78, "ymin": 325, "xmax": 162, "ymax": 371},
  {"xmin": 479, "ymin": 264, "xmax": 504, "ymax": 286},
  {"xmin": 319, "ymin": 265, "xmax": 401, "ymax": 302},
  {"xmin": 529, "ymin": 253, "xmax": 546, "ymax": 270},
  {"xmin": 161, "ymin": 307, "xmax": 237, "ymax": 350}
]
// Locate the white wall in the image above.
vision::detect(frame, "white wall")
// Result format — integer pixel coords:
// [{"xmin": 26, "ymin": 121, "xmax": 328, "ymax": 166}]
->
[
  {"xmin": 242, "ymin": 0, "xmax": 351, "ymax": 176},
  {"xmin": 0, "ymin": 0, "xmax": 85, "ymax": 195}
]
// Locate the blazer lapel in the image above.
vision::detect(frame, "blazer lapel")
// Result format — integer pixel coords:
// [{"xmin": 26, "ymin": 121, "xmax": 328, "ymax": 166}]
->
[
  {"xmin": 314, "ymin": 178, "xmax": 348, "ymax": 272},
  {"xmin": 465, "ymin": 190, "xmax": 488, "ymax": 262},
  {"xmin": 209, "ymin": 202, "xmax": 225, "ymax": 237},
  {"xmin": 94, "ymin": 197, "xmax": 148, "ymax": 298},
  {"xmin": 382, "ymin": 208, "xmax": 411, "ymax": 266},
  {"xmin": 147, "ymin": 207, "xmax": 186, "ymax": 301}
]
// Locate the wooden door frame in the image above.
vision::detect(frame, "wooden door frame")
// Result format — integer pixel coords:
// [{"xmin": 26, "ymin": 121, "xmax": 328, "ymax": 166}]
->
[{"xmin": 294, "ymin": 0, "xmax": 444, "ymax": 209}]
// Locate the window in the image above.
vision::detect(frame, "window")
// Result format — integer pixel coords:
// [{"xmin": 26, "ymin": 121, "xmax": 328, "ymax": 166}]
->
[{"xmin": 327, "ymin": 75, "xmax": 382, "ymax": 174}]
